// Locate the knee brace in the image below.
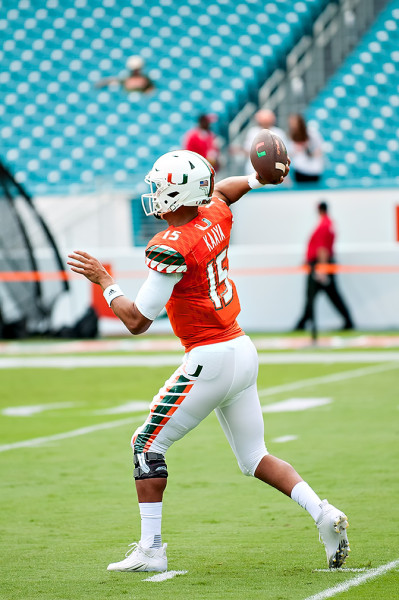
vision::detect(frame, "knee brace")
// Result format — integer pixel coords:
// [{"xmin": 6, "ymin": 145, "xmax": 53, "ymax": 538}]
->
[{"xmin": 133, "ymin": 452, "xmax": 168, "ymax": 480}]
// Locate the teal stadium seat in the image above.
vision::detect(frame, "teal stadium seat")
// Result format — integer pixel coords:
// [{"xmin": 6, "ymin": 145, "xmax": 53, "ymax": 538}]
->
[
  {"xmin": 1, "ymin": 0, "xmax": 332, "ymax": 194},
  {"xmin": 307, "ymin": 0, "xmax": 399, "ymax": 188}
]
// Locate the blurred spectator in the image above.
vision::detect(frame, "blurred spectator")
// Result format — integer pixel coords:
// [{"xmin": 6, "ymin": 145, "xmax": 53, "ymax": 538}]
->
[
  {"xmin": 183, "ymin": 114, "xmax": 220, "ymax": 170},
  {"xmin": 95, "ymin": 55, "xmax": 154, "ymax": 93},
  {"xmin": 242, "ymin": 109, "xmax": 288, "ymax": 173},
  {"xmin": 294, "ymin": 201, "xmax": 354, "ymax": 332},
  {"xmin": 287, "ymin": 114, "xmax": 324, "ymax": 183}
]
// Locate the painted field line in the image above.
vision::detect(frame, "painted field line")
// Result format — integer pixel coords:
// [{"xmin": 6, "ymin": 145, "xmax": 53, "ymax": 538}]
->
[
  {"xmin": 0, "ymin": 417, "xmax": 140, "ymax": 453},
  {"xmin": 259, "ymin": 362, "xmax": 399, "ymax": 398},
  {"xmin": 257, "ymin": 352, "xmax": 399, "ymax": 364},
  {"xmin": 262, "ymin": 398, "xmax": 331, "ymax": 413},
  {"xmin": 0, "ymin": 354, "xmax": 182, "ymax": 369},
  {"xmin": 2, "ymin": 402, "xmax": 74, "ymax": 417},
  {"xmin": 143, "ymin": 570, "xmax": 188, "ymax": 582},
  {"xmin": 2, "ymin": 363, "xmax": 397, "ymax": 454},
  {"xmin": 303, "ymin": 558, "xmax": 399, "ymax": 600},
  {"xmin": 313, "ymin": 568, "xmax": 368, "ymax": 573},
  {"xmin": 272, "ymin": 435, "xmax": 298, "ymax": 443},
  {"xmin": 2, "ymin": 352, "xmax": 399, "ymax": 369}
]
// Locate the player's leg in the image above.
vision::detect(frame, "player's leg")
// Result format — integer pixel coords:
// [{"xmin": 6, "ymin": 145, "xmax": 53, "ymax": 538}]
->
[
  {"xmin": 108, "ymin": 346, "xmax": 238, "ymax": 572},
  {"xmin": 215, "ymin": 341, "xmax": 349, "ymax": 567},
  {"xmin": 216, "ymin": 383, "xmax": 306, "ymax": 497},
  {"xmin": 306, "ymin": 270, "xmax": 321, "ymax": 329},
  {"xmin": 108, "ymin": 364, "xmax": 188, "ymax": 572},
  {"xmin": 107, "ymin": 449, "xmax": 169, "ymax": 572},
  {"xmin": 323, "ymin": 274, "xmax": 354, "ymax": 329},
  {"xmin": 294, "ymin": 273, "xmax": 311, "ymax": 330},
  {"xmin": 295, "ymin": 271, "xmax": 319, "ymax": 330},
  {"xmin": 214, "ymin": 337, "xmax": 307, "ymax": 494}
]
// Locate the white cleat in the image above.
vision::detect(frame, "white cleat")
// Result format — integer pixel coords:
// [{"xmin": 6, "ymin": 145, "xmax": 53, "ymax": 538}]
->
[
  {"xmin": 107, "ymin": 542, "xmax": 167, "ymax": 572},
  {"xmin": 316, "ymin": 500, "xmax": 350, "ymax": 569}
]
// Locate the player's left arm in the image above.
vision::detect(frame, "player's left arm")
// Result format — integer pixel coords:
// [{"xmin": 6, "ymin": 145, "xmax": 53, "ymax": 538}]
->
[{"xmin": 214, "ymin": 163, "xmax": 290, "ymax": 206}]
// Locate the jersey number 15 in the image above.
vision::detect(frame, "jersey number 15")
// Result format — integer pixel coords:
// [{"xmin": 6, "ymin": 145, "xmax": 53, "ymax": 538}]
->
[{"xmin": 206, "ymin": 247, "xmax": 234, "ymax": 310}]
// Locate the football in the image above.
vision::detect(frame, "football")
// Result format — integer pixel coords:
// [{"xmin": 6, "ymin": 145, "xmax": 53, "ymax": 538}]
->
[{"xmin": 250, "ymin": 129, "xmax": 288, "ymax": 184}]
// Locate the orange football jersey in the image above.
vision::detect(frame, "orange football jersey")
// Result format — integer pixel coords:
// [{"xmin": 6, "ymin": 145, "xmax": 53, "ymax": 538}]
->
[{"xmin": 145, "ymin": 197, "xmax": 243, "ymax": 351}]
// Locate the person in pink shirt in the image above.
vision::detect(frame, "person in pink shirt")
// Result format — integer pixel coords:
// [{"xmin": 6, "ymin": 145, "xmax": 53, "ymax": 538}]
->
[{"xmin": 294, "ymin": 201, "xmax": 354, "ymax": 331}]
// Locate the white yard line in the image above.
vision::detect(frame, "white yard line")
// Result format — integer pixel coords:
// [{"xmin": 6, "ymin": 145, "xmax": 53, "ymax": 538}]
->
[
  {"xmin": 143, "ymin": 570, "xmax": 188, "ymax": 582},
  {"xmin": 313, "ymin": 568, "xmax": 368, "ymax": 573},
  {"xmin": 257, "ymin": 352, "xmax": 399, "ymax": 364},
  {"xmin": 259, "ymin": 362, "xmax": 399, "ymax": 397},
  {"xmin": 94, "ymin": 401, "xmax": 150, "ymax": 415},
  {"xmin": 271, "ymin": 435, "xmax": 298, "ymax": 443},
  {"xmin": 303, "ymin": 558, "xmax": 399, "ymax": 600},
  {"xmin": 1, "ymin": 352, "xmax": 399, "ymax": 369},
  {"xmin": 0, "ymin": 417, "xmax": 140, "ymax": 453},
  {"xmin": 2, "ymin": 335, "xmax": 399, "ymax": 355},
  {"xmin": 262, "ymin": 398, "xmax": 331, "ymax": 412},
  {"xmin": 2, "ymin": 402, "xmax": 74, "ymax": 417},
  {"xmin": 0, "ymin": 355, "xmax": 182, "ymax": 369},
  {"xmin": 2, "ymin": 361, "xmax": 398, "ymax": 454}
]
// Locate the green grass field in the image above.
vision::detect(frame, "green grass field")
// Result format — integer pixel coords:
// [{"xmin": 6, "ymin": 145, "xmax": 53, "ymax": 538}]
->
[{"xmin": 1, "ymin": 341, "xmax": 398, "ymax": 600}]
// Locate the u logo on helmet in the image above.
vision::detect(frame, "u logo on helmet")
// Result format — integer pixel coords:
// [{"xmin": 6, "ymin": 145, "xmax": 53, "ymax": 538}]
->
[{"xmin": 167, "ymin": 173, "xmax": 188, "ymax": 184}]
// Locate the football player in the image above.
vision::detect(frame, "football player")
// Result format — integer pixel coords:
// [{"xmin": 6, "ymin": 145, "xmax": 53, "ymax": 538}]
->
[{"xmin": 68, "ymin": 150, "xmax": 349, "ymax": 573}]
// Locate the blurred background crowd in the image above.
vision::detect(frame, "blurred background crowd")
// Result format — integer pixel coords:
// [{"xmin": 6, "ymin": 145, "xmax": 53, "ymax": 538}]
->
[{"xmin": 1, "ymin": 0, "xmax": 398, "ymax": 339}]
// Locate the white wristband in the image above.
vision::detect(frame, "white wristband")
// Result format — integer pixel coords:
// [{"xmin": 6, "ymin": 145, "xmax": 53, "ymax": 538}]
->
[
  {"xmin": 248, "ymin": 173, "xmax": 264, "ymax": 189},
  {"xmin": 103, "ymin": 284, "xmax": 124, "ymax": 307}
]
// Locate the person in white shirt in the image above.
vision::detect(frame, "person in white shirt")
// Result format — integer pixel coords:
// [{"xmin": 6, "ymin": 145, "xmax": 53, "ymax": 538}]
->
[
  {"xmin": 243, "ymin": 109, "xmax": 289, "ymax": 174},
  {"xmin": 287, "ymin": 113, "xmax": 324, "ymax": 183}
]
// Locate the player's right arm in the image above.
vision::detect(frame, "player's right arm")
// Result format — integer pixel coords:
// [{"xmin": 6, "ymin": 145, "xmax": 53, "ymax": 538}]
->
[
  {"xmin": 105, "ymin": 294, "xmax": 153, "ymax": 335},
  {"xmin": 105, "ymin": 269, "xmax": 181, "ymax": 334},
  {"xmin": 67, "ymin": 251, "xmax": 179, "ymax": 335}
]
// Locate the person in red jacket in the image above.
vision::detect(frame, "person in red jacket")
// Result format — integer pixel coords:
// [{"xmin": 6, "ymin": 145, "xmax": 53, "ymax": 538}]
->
[
  {"xmin": 294, "ymin": 201, "xmax": 354, "ymax": 331},
  {"xmin": 183, "ymin": 114, "xmax": 220, "ymax": 170}
]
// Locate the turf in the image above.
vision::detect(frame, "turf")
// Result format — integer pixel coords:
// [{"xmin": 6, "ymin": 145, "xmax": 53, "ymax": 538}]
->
[{"xmin": 1, "ymin": 352, "xmax": 398, "ymax": 600}]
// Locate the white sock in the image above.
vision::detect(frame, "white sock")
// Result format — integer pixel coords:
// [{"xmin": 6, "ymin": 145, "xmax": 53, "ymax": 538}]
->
[
  {"xmin": 139, "ymin": 502, "xmax": 163, "ymax": 548},
  {"xmin": 291, "ymin": 481, "xmax": 323, "ymax": 522}
]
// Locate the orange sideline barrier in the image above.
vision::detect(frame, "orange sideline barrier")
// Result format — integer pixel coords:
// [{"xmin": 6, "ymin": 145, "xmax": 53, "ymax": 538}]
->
[
  {"xmin": 1, "ymin": 264, "xmax": 399, "ymax": 282},
  {"xmin": 0, "ymin": 271, "xmax": 70, "ymax": 282}
]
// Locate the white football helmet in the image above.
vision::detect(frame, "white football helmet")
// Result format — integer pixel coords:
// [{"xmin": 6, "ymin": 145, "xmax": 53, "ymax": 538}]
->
[{"xmin": 141, "ymin": 150, "xmax": 215, "ymax": 217}]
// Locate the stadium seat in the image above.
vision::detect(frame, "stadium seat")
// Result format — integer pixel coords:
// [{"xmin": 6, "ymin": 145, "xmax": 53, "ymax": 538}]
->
[
  {"xmin": 0, "ymin": 0, "xmax": 349, "ymax": 194},
  {"xmin": 307, "ymin": 0, "xmax": 399, "ymax": 187}
]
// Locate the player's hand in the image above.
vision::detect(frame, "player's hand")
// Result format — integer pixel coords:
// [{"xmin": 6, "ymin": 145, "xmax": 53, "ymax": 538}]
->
[
  {"xmin": 275, "ymin": 158, "xmax": 290, "ymax": 184},
  {"xmin": 281, "ymin": 157, "xmax": 291, "ymax": 181},
  {"xmin": 256, "ymin": 158, "xmax": 290, "ymax": 186},
  {"xmin": 67, "ymin": 250, "xmax": 113, "ymax": 288},
  {"xmin": 255, "ymin": 172, "xmax": 268, "ymax": 185}
]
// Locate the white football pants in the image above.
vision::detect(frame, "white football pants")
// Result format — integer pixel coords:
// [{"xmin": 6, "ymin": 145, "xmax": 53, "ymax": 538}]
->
[{"xmin": 132, "ymin": 335, "xmax": 268, "ymax": 476}]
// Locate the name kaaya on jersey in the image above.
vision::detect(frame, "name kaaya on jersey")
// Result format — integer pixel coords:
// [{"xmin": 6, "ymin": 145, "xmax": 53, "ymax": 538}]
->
[{"xmin": 201, "ymin": 223, "xmax": 226, "ymax": 252}]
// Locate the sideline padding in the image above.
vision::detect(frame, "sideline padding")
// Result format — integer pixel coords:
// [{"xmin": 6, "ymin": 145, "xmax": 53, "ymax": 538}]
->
[{"xmin": 1, "ymin": 264, "xmax": 399, "ymax": 281}]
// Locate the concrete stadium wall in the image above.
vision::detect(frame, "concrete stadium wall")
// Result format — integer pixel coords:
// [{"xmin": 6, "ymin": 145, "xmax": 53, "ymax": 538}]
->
[
  {"xmin": 36, "ymin": 186, "xmax": 399, "ymax": 334},
  {"xmin": 230, "ymin": 185, "xmax": 399, "ymax": 246}
]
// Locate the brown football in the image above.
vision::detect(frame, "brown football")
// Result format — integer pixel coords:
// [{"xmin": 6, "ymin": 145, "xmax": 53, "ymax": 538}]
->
[{"xmin": 250, "ymin": 129, "xmax": 288, "ymax": 184}]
